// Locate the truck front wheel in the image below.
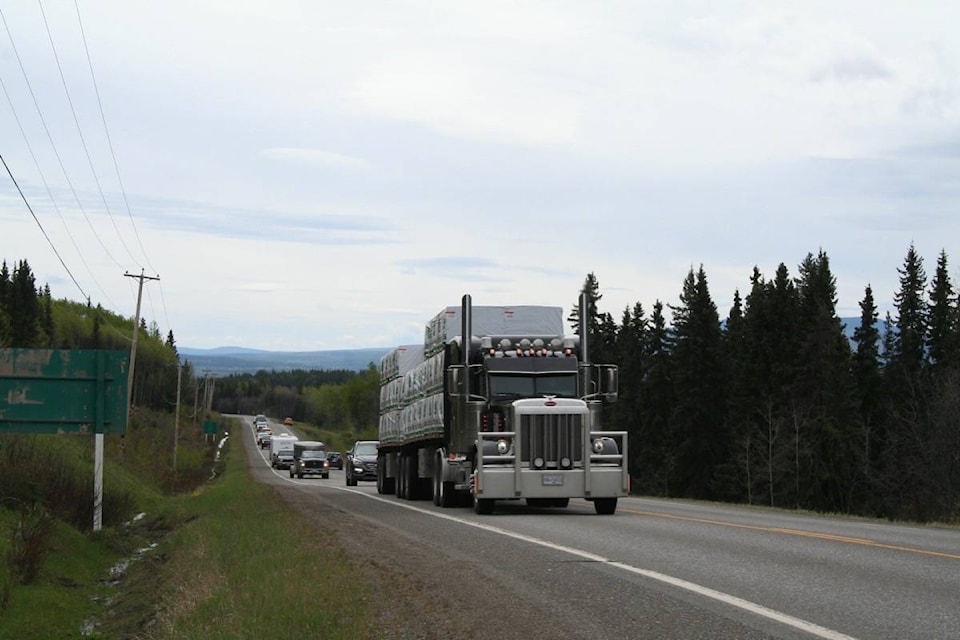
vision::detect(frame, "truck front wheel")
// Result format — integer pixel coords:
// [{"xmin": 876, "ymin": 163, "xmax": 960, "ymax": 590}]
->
[
  {"xmin": 594, "ymin": 498, "xmax": 617, "ymax": 515},
  {"xmin": 473, "ymin": 497, "xmax": 494, "ymax": 515}
]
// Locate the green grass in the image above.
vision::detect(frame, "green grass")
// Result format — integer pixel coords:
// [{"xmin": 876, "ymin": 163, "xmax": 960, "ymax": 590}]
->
[
  {"xmin": 0, "ymin": 509, "xmax": 126, "ymax": 640},
  {"xmin": 97, "ymin": 424, "xmax": 378, "ymax": 639},
  {"xmin": 0, "ymin": 416, "xmax": 378, "ymax": 639}
]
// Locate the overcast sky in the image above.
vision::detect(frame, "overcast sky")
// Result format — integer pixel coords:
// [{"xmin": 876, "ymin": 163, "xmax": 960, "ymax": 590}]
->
[{"xmin": 2, "ymin": 1, "xmax": 958, "ymax": 351}]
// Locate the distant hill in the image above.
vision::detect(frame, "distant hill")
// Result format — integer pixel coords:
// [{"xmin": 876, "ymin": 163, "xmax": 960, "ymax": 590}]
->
[
  {"xmin": 178, "ymin": 347, "xmax": 390, "ymax": 376},
  {"xmin": 181, "ymin": 317, "xmax": 866, "ymax": 377}
]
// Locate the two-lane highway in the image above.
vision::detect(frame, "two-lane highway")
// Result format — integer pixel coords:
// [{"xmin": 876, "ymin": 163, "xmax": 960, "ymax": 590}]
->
[{"xmin": 235, "ymin": 416, "xmax": 960, "ymax": 639}]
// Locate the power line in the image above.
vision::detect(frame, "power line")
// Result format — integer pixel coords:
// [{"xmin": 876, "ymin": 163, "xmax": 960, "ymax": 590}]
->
[
  {"xmin": 0, "ymin": 5, "xmax": 122, "ymax": 270},
  {"xmin": 72, "ymin": 0, "xmax": 155, "ymax": 274},
  {"xmin": 1, "ymin": 152, "xmax": 87, "ymax": 300},
  {"xmin": 37, "ymin": 0, "xmax": 140, "ymax": 268}
]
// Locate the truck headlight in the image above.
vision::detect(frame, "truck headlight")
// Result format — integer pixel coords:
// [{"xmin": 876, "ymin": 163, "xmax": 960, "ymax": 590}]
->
[
  {"xmin": 592, "ymin": 439, "xmax": 606, "ymax": 454},
  {"xmin": 496, "ymin": 439, "xmax": 510, "ymax": 455}
]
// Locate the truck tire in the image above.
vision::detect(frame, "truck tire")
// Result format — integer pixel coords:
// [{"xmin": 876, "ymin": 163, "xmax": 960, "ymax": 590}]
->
[
  {"xmin": 594, "ymin": 498, "xmax": 617, "ymax": 515},
  {"xmin": 377, "ymin": 460, "xmax": 395, "ymax": 495},
  {"xmin": 473, "ymin": 497, "xmax": 494, "ymax": 515},
  {"xmin": 397, "ymin": 456, "xmax": 407, "ymax": 498},
  {"xmin": 434, "ymin": 454, "xmax": 456, "ymax": 508}
]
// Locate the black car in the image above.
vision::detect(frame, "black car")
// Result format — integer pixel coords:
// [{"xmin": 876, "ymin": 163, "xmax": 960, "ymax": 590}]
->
[
  {"xmin": 345, "ymin": 440, "xmax": 378, "ymax": 486},
  {"xmin": 326, "ymin": 452, "xmax": 343, "ymax": 470}
]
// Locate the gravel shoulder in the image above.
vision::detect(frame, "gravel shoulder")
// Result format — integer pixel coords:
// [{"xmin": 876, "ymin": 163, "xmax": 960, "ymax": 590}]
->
[{"xmin": 275, "ymin": 487, "xmax": 558, "ymax": 640}]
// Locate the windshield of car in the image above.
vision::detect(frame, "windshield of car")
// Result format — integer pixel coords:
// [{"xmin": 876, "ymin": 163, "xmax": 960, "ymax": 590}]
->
[
  {"xmin": 300, "ymin": 450, "xmax": 325, "ymax": 459},
  {"xmin": 354, "ymin": 442, "xmax": 378, "ymax": 456},
  {"xmin": 489, "ymin": 373, "xmax": 577, "ymax": 400}
]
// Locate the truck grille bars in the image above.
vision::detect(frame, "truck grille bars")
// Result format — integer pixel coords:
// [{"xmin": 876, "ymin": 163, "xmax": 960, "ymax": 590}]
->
[{"xmin": 519, "ymin": 413, "xmax": 583, "ymax": 469}]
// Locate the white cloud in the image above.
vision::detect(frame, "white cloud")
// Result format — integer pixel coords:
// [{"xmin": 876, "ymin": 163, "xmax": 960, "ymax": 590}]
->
[{"xmin": 261, "ymin": 148, "xmax": 370, "ymax": 170}]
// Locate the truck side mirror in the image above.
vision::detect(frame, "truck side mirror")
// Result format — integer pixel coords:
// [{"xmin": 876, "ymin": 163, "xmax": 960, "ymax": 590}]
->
[{"xmin": 599, "ymin": 365, "xmax": 618, "ymax": 403}]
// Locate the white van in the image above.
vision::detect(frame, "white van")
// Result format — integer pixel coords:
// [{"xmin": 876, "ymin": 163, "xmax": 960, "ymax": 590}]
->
[{"xmin": 270, "ymin": 434, "xmax": 298, "ymax": 469}]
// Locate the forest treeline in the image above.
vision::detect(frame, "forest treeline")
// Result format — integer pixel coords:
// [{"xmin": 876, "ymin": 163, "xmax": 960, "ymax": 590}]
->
[
  {"xmin": 579, "ymin": 245, "xmax": 959, "ymax": 523},
  {"xmin": 5, "ymin": 244, "xmax": 959, "ymax": 523},
  {"xmin": 0, "ymin": 259, "xmax": 187, "ymax": 414}
]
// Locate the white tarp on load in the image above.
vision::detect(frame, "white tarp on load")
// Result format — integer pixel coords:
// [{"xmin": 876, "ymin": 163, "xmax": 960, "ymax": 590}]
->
[
  {"xmin": 379, "ymin": 345, "xmax": 425, "ymax": 383},
  {"xmin": 425, "ymin": 306, "xmax": 563, "ymax": 356}
]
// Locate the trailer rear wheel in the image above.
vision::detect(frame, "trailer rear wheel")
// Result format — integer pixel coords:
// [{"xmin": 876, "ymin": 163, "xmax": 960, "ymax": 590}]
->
[
  {"xmin": 378, "ymin": 458, "xmax": 395, "ymax": 495},
  {"xmin": 594, "ymin": 498, "xmax": 617, "ymax": 515}
]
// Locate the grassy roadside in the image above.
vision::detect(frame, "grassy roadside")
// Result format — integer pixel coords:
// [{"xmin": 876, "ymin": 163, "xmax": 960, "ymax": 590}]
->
[
  {"xmin": 0, "ymin": 421, "xmax": 381, "ymax": 639},
  {"xmin": 97, "ymin": 424, "xmax": 380, "ymax": 639}
]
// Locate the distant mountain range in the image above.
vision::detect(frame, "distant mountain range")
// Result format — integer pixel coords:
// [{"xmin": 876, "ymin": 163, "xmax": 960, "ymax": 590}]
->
[
  {"xmin": 178, "ymin": 346, "xmax": 390, "ymax": 376},
  {"xmin": 179, "ymin": 318, "xmax": 864, "ymax": 377}
]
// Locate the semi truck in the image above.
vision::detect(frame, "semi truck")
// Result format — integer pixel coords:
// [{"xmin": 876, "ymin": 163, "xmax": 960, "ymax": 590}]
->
[{"xmin": 377, "ymin": 294, "xmax": 627, "ymax": 515}]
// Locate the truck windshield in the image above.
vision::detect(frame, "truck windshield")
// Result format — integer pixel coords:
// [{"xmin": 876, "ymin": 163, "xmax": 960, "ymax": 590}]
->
[{"xmin": 489, "ymin": 374, "xmax": 577, "ymax": 400}]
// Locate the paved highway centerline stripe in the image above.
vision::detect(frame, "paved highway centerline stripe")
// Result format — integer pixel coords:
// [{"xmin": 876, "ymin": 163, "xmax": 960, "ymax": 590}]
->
[
  {"xmin": 620, "ymin": 507, "xmax": 960, "ymax": 562},
  {"xmin": 253, "ymin": 427, "xmax": 860, "ymax": 637},
  {"xmin": 289, "ymin": 483, "xmax": 860, "ymax": 638}
]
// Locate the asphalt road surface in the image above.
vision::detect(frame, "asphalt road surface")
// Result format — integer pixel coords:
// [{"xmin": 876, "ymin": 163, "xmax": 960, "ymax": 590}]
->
[{"xmin": 234, "ymin": 416, "xmax": 960, "ymax": 640}]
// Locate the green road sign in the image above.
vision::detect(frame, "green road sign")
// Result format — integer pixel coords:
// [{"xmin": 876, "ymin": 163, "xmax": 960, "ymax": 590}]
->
[
  {"xmin": 203, "ymin": 420, "xmax": 218, "ymax": 435},
  {"xmin": 0, "ymin": 349, "xmax": 129, "ymax": 434}
]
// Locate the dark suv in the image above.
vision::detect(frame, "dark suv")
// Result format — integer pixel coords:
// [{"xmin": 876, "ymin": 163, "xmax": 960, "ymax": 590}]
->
[{"xmin": 345, "ymin": 440, "xmax": 378, "ymax": 486}]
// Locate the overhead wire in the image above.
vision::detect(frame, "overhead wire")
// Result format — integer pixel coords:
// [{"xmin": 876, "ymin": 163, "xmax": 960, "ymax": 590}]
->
[
  {"xmin": 1, "ymin": 152, "xmax": 87, "ymax": 300},
  {"xmin": 72, "ymin": 0, "xmax": 155, "ymax": 275},
  {"xmin": 2, "ymin": 4, "xmax": 168, "ymax": 345},
  {"xmin": 71, "ymin": 0, "xmax": 173, "ymax": 341},
  {"xmin": 0, "ymin": 5, "xmax": 125, "ymax": 272},
  {"xmin": 0, "ymin": 5, "xmax": 119, "ymax": 310},
  {"xmin": 37, "ymin": 0, "xmax": 141, "ymax": 269}
]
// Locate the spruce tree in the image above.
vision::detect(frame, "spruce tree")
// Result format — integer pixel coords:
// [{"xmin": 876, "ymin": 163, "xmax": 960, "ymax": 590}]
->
[
  {"xmin": 927, "ymin": 250, "xmax": 957, "ymax": 369},
  {"xmin": 637, "ymin": 300, "xmax": 674, "ymax": 495},
  {"xmin": 852, "ymin": 284, "xmax": 884, "ymax": 513},
  {"xmin": 668, "ymin": 265, "xmax": 727, "ymax": 499},
  {"xmin": 793, "ymin": 250, "xmax": 857, "ymax": 512},
  {"xmin": 9, "ymin": 260, "xmax": 41, "ymax": 347}
]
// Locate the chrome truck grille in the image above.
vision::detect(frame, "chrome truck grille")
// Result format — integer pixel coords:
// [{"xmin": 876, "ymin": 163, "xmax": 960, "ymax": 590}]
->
[{"xmin": 518, "ymin": 413, "xmax": 583, "ymax": 468}]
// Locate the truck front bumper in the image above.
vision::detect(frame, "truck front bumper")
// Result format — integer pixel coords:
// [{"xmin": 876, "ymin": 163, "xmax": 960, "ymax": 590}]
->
[{"xmin": 475, "ymin": 466, "xmax": 628, "ymax": 500}]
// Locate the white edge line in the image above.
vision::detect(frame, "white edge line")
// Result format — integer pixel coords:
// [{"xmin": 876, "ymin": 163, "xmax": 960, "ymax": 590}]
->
[{"xmin": 250, "ymin": 425, "xmax": 858, "ymax": 640}]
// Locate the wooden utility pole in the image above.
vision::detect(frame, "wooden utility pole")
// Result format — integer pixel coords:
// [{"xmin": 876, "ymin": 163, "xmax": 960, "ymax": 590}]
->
[
  {"xmin": 123, "ymin": 269, "xmax": 160, "ymax": 420},
  {"xmin": 173, "ymin": 362, "xmax": 182, "ymax": 472}
]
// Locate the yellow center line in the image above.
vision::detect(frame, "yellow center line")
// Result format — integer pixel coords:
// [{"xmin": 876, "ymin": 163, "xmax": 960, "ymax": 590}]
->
[{"xmin": 617, "ymin": 507, "xmax": 960, "ymax": 561}]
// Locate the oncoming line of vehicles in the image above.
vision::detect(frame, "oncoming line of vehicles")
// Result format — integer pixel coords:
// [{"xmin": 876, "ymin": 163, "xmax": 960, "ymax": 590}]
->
[{"xmin": 250, "ymin": 414, "xmax": 368, "ymax": 483}]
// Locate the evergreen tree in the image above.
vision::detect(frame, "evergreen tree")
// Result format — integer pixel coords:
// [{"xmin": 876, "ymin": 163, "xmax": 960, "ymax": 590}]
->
[
  {"xmin": 637, "ymin": 300, "xmax": 674, "ymax": 495},
  {"xmin": 719, "ymin": 289, "xmax": 751, "ymax": 502},
  {"xmin": 40, "ymin": 284, "xmax": 55, "ymax": 347},
  {"xmin": 613, "ymin": 303, "xmax": 646, "ymax": 481},
  {"xmin": 891, "ymin": 244, "xmax": 928, "ymax": 374},
  {"xmin": 9, "ymin": 260, "xmax": 41, "ymax": 347},
  {"xmin": 927, "ymin": 250, "xmax": 957, "ymax": 370},
  {"xmin": 740, "ymin": 263, "xmax": 801, "ymax": 507},
  {"xmin": 0, "ymin": 260, "xmax": 10, "ymax": 345},
  {"xmin": 793, "ymin": 250, "xmax": 857, "ymax": 512},
  {"xmin": 852, "ymin": 285, "xmax": 884, "ymax": 513},
  {"xmin": 568, "ymin": 272, "xmax": 614, "ymax": 364},
  {"xmin": 668, "ymin": 265, "xmax": 727, "ymax": 499}
]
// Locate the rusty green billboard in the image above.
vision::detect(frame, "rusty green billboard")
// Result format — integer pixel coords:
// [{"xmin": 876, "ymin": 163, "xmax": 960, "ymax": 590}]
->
[{"xmin": 0, "ymin": 349, "xmax": 129, "ymax": 434}]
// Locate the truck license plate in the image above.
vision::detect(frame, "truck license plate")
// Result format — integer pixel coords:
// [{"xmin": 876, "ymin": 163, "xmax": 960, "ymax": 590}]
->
[{"xmin": 542, "ymin": 474, "xmax": 563, "ymax": 486}]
